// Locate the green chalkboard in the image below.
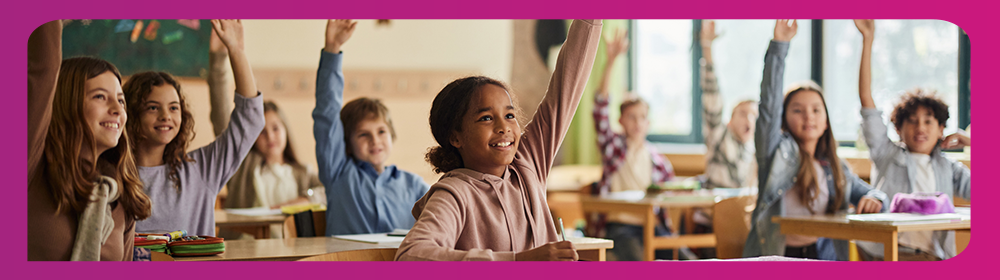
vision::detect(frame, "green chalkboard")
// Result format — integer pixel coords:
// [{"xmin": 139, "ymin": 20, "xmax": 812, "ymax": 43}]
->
[{"xmin": 62, "ymin": 19, "xmax": 210, "ymax": 77}]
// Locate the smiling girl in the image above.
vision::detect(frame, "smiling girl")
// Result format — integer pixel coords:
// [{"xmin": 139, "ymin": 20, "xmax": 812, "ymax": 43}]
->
[
  {"xmin": 29, "ymin": 21, "xmax": 151, "ymax": 261},
  {"xmin": 124, "ymin": 19, "xmax": 264, "ymax": 236},
  {"xmin": 395, "ymin": 19, "xmax": 602, "ymax": 261},
  {"xmin": 742, "ymin": 20, "xmax": 887, "ymax": 260}
]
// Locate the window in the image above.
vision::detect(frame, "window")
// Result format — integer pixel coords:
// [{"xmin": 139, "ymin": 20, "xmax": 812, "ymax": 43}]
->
[
  {"xmin": 823, "ymin": 20, "xmax": 961, "ymax": 142},
  {"xmin": 630, "ymin": 19, "xmax": 968, "ymax": 145}
]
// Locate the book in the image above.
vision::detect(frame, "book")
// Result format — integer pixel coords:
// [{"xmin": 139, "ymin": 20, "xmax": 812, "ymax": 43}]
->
[
  {"xmin": 333, "ymin": 233, "xmax": 405, "ymax": 245},
  {"xmin": 847, "ymin": 213, "xmax": 964, "ymax": 225}
]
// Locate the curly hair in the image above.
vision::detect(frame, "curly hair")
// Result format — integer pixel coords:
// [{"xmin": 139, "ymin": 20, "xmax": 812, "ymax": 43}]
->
[
  {"xmin": 45, "ymin": 57, "xmax": 151, "ymax": 220},
  {"xmin": 122, "ymin": 72, "xmax": 196, "ymax": 189},
  {"xmin": 891, "ymin": 89, "xmax": 950, "ymax": 132},
  {"xmin": 425, "ymin": 76, "xmax": 513, "ymax": 174}
]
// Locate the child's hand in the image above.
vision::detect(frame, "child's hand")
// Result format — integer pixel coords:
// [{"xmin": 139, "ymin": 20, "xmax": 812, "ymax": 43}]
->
[
  {"xmin": 700, "ymin": 20, "xmax": 719, "ymax": 48},
  {"xmin": 773, "ymin": 19, "xmax": 798, "ymax": 42},
  {"xmin": 856, "ymin": 196, "xmax": 883, "ymax": 214},
  {"xmin": 210, "ymin": 28, "xmax": 227, "ymax": 54},
  {"xmin": 854, "ymin": 19, "xmax": 875, "ymax": 39},
  {"xmin": 940, "ymin": 132, "xmax": 971, "ymax": 149},
  {"xmin": 325, "ymin": 19, "xmax": 358, "ymax": 54},
  {"xmin": 211, "ymin": 19, "xmax": 245, "ymax": 52},
  {"xmin": 515, "ymin": 241, "xmax": 578, "ymax": 261},
  {"xmin": 603, "ymin": 28, "xmax": 629, "ymax": 62}
]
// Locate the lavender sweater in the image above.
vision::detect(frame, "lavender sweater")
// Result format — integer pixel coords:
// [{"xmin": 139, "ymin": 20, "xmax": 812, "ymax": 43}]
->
[{"xmin": 135, "ymin": 93, "xmax": 265, "ymax": 236}]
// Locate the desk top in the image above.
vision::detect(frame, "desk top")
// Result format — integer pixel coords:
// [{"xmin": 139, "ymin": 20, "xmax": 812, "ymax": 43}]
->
[
  {"xmin": 772, "ymin": 212, "xmax": 971, "ymax": 232},
  {"xmin": 214, "ymin": 210, "xmax": 286, "ymax": 227},
  {"xmin": 175, "ymin": 236, "xmax": 613, "ymax": 261},
  {"xmin": 581, "ymin": 188, "xmax": 753, "ymax": 208}
]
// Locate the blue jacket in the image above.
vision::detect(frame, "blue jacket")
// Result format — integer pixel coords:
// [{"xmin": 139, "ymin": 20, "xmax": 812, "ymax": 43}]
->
[
  {"xmin": 857, "ymin": 108, "xmax": 971, "ymax": 259},
  {"xmin": 742, "ymin": 41, "xmax": 888, "ymax": 260},
  {"xmin": 313, "ymin": 51, "xmax": 430, "ymax": 235}
]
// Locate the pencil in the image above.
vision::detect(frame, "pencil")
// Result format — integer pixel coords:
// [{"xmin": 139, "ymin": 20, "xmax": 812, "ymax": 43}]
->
[{"xmin": 558, "ymin": 217, "xmax": 567, "ymax": 242}]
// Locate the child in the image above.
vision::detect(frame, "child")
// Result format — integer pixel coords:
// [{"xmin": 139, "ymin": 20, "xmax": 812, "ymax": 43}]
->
[
  {"xmin": 854, "ymin": 19, "xmax": 971, "ymax": 261},
  {"xmin": 589, "ymin": 28, "xmax": 675, "ymax": 261},
  {"xmin": 126, "ymin": 19, "xmax": 265, "ymax": 236},
  {"xmin": 743, "ymin": 20, "xmax": 887, "ymax": 261},
  {"xmin": 313, "ymin": 19, "xmax": 430, "ymax": 235},
  {"xmin": 394, "ymin": 19, "xmax": 602, "ymax": 261},
  {"xmin": 700, "ymin": 20, "xmax": 758, "ymax": 190},
  {"xmin": 224, "ymin": 100, "xmax": 321, "ymax": 211},
  {"xmin": 28, "ymin": 21, "xmax": 152, "ymax": 261}
]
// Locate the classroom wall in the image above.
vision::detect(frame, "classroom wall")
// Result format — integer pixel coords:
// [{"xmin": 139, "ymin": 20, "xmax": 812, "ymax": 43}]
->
[{"xmin": 180, "ymin": 20, "xmax": 514, "ymax": 184}]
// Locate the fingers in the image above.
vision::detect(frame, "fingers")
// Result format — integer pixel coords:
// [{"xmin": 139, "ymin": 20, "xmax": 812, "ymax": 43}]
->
[
  {"xmin": 211, "ymin": 19, "xmax": 224, "ymax": 36},
  {"xmin": 790, "ymin": 19, "xmax": 798, "ymax": 30}
]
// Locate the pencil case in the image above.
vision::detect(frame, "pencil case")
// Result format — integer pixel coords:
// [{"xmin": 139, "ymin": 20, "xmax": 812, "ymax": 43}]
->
[
  {"xmin": 167, "ymin": 236, "xmax": 226, "ymax": 256},
  {"xmin": 134, "ymin": 237, "xmax": 169, "ymax": 254},
  {"xmin": 889, "ymin": 192, "xmax": 955, "ymax": 215}
]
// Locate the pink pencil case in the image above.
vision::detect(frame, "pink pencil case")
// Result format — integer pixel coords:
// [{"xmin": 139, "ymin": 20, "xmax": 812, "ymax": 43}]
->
[{"xmin": 889, "ymin": 192, "xmax": 955, "ymax": 215}]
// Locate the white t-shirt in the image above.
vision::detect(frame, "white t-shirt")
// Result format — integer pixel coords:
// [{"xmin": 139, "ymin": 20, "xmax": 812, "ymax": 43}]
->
[
  {"xmin": 898, "ymin": 152, "xmax": 936, "ymax": 253},
  {"xmin": 252, "ymin": 163, "xmax": 299, "ymax": 208},
  {"xmin": 783, "ymin": 161, "xmax": 829, "ymax": 247}
]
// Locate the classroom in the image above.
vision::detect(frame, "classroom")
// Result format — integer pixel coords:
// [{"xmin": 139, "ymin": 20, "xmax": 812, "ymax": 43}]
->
[{"xmin": 27, "ymin": 18, "xmax": 971, "ymax": 262}]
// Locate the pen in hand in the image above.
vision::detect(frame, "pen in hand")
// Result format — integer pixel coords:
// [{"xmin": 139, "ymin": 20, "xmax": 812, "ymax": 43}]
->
[{"xmin": 558, "ymin": 217, "xmax": 567, "ymax": 242}]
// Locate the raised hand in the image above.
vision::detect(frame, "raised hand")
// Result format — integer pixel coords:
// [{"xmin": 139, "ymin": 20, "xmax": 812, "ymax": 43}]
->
[
  {"xmin": 515, "ymin": 241, "xmax": 578, "ymax": 261},
  {"xmin": 604, "ymin": 28, "xmax": 629, "ymax": 62},
  {"xmin": 773, "ymin": 19, "xmax": 798, "ymax": 42},
  {"xmin": 854, "ymin": 19, "xmax": 875, "ymax": 39},
  {"xmin": 700, "ymin": 20, "xmax": 719, "ymax": 48},
  {"xmin": 325, "ymin": 19, "xmax": 358, "ymax": 54},
  {"xmin": 211, "ymin": 19, "xmax": 245, "ymax": 51},
  {"xmin": 210, "ymin": 28, "xmax": 227, "ymax": 54},
  {"xmin": 940, "ymin": 131, "xmax": 971, "ymax": 149}
]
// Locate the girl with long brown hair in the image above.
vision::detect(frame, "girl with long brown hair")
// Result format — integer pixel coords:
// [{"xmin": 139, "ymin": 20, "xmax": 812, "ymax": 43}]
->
[
  {"xmin": 123, "ymin": 19, "xmax": 265, "ymax": 236},
  {"xmin": 743, "ymin": 20, "xmax": 888, "ymax": 261},
  {"xmin": 28, "ymin": 21, "xmax": 152, "ymax": 261}
]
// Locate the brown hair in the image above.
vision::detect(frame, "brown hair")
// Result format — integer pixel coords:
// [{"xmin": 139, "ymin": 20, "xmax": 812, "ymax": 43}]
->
[
  {"xmin": 780, "ymin": 82, "xmax": 844, "ymax": 214},
  {"xmin": 425, "ymin": 76, "xmax": 512, "ymax": 174},
  {"xmin": 732, "ymin": 100, "xmax": 758, "ymax": 116},
  {"xmin": 44, "ymin": 57, "xmax": 151, "ymax": 220},
  {"xmin": 890, "ymin": 89, "xmax": 950, "ymax": 132},
  {"xmin": 122, "ymin": 71, "xmax": 196, "ymax": 189},
  {"xmin": 258, "ymin": 100, "xmax": 303, "ymax": 169},
  {"xmin": 340, "ymin": 97, "xmax": 397, "ymax": 158},
  {"xmin": 619, "ymin": 95, "xmax": 649, "ymax": 114}
]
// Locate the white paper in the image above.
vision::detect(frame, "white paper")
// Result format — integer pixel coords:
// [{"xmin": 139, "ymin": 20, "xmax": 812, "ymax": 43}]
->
[
  {"xmin": 847, "ymin": 212, "xmax": 964, "ymax": 225},
  {"xmin": 333, "ymin": 233, "xmax": 405, "ymax": 245},
  {"xmin": 224, "ymin": 207, "xmax": 283, "ymax": 216}
]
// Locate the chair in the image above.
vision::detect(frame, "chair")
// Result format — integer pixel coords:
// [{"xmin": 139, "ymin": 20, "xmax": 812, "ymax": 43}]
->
[
  {"xmin": 297, "ymin": 248, "xmax": 398, "ymax": 261},
  {"xmin": 283, "ymin": 215, "xmax": 297, "ymax": 238},
  {"xmin": 312, "ymin": 210, "xmax": 327, "ymax": 237},
  {"xmin": 282, "ymin": 210, "xmax": 328, "ymax": 238},
  {"xmin": 712, "ymin": 195, "xmax": 756, "ymax": 259}
]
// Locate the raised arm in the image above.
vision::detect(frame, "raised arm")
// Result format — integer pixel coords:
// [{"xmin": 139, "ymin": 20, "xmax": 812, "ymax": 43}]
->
[
  {"xmin": 193, "ymin": 20, "xmax": 265, "ymax": 190},
  {"xmin": 700, "ymin": 20, "xmax": 724, "ymax": 149},
  {"xmin": 856, "ymin": 19, "xmax": 875, "ymax": 109},
  {"xmin": 313, "ymin": 19, "xmax": 357, "ymax": 185},
  {"xmin": 28, "ymin": 20, "xmax": 61, "ymax": 177},
  {"xmin": 756, "ymin": 20, "xmax": 795, "ymax": 181},
  {"xmin": 593, "ymin": 28, "xmax": 626, "ymax": 161},
  {"xmin": 211, "ymin": 19, "xmax": 256, "ymax": 99},
  {"xmin": 518, "ymin": 19, "xmax": 602, "ymax": 183},
  {"xmin": 207, "ymin": 29, "xmax": 233, "ymax": 137}
]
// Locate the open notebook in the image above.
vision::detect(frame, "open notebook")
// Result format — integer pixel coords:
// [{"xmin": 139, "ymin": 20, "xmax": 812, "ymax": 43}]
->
[
  {"xmin": 847, "ymin": 212, "xmax": 965, "ymax": 225},
  {"xmin": 333, "ymin": 229, "xmax": 410, "ymax": 244}
]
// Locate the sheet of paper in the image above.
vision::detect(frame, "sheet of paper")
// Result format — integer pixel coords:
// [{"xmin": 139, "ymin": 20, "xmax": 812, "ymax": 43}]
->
[
  {"xmin": 847, "ymin": 212, "xmax": 963, "ymax": 225},
  {"xmin": 225, "ymin": 207, "xmax": 283, "ymax": 216},
  {"xmin": 333, "ymin": 233, "xmax": 405, "ymax": 245}
]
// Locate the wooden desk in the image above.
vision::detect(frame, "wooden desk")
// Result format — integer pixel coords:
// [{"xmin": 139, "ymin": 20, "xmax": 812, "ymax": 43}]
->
[
  {"xmin": 580, "ymin": 189, "xmax": 751, "ymax": 261},
  {"xmin": 175, "ymin": 236, "xmax": 613, "ymax": 261},
  {"xmin": 214, "ymin": 210, "xmax": 287, "ymax": 239},
  {"xmin": 773, "ymin": 212, "xmax": 970, "ymax": 261}
]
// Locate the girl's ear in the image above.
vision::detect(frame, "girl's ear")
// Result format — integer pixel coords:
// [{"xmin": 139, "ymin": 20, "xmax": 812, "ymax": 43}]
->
[{"xmin": 449, "ymin": 132, "xmax": 462, "ymax": 149}]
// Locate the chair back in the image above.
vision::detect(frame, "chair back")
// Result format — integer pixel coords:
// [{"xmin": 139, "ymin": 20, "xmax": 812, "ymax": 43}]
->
[{"xmin": 713, "ymin": 195, "xmax": 756, "ymax": 259}]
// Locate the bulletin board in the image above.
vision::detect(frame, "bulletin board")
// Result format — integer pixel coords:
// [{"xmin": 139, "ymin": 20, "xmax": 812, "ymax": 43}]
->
[{"xmin": 62, "ymin": 19, "xmax": 210, "ymax": 77}]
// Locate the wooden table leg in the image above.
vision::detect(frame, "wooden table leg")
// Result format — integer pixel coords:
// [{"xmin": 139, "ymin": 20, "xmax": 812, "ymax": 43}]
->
[
  {"xmin": 578, "ymin": 248, "xmax": 607, "ymax": 261},
  {"xmin": 644, "ymin": 205, "xmax": 656, "ymax": 261},
  {"xmin": 883, "ymin": 231, "xmax": 898, "ymax": 261}
]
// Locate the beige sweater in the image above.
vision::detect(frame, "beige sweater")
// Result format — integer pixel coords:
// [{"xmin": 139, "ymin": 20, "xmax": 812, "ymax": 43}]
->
[{"xmin": 395, "ymin": 19, "xmax": 601, "ymax": 261}]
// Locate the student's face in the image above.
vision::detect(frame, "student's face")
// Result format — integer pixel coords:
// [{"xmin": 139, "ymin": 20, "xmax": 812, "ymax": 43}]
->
[
  {"xmin": 255, "ymin": 111, "xmax": 288, "ymax": 162},
  {"xmin": 784, "ymin": 90, "xmax": 827, "ymax": 143},
  {"xmin": 82, "ymin": 71, "xmax": 127, "ymax": 155},
  {"xmin": 898, "ymin": 106, "xmax": 945, "ymax": 155},
  {"xmin": 138, "ymin": 84, "xmax": 182, "ymax": 147},
  {"xmin": 350, "ymin": 116, "xmax": 393, "ymax": 170},
  {"xmin": 619, "ymin": 104, "xmax": 649, "ymax": 140},
  {"xmin": 728, "ymin": 103, "xmax": 758, "ymax": 144},
  {"xmin": 451, "ymin": 84, "xmax": 521, "ymax": 176}
]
